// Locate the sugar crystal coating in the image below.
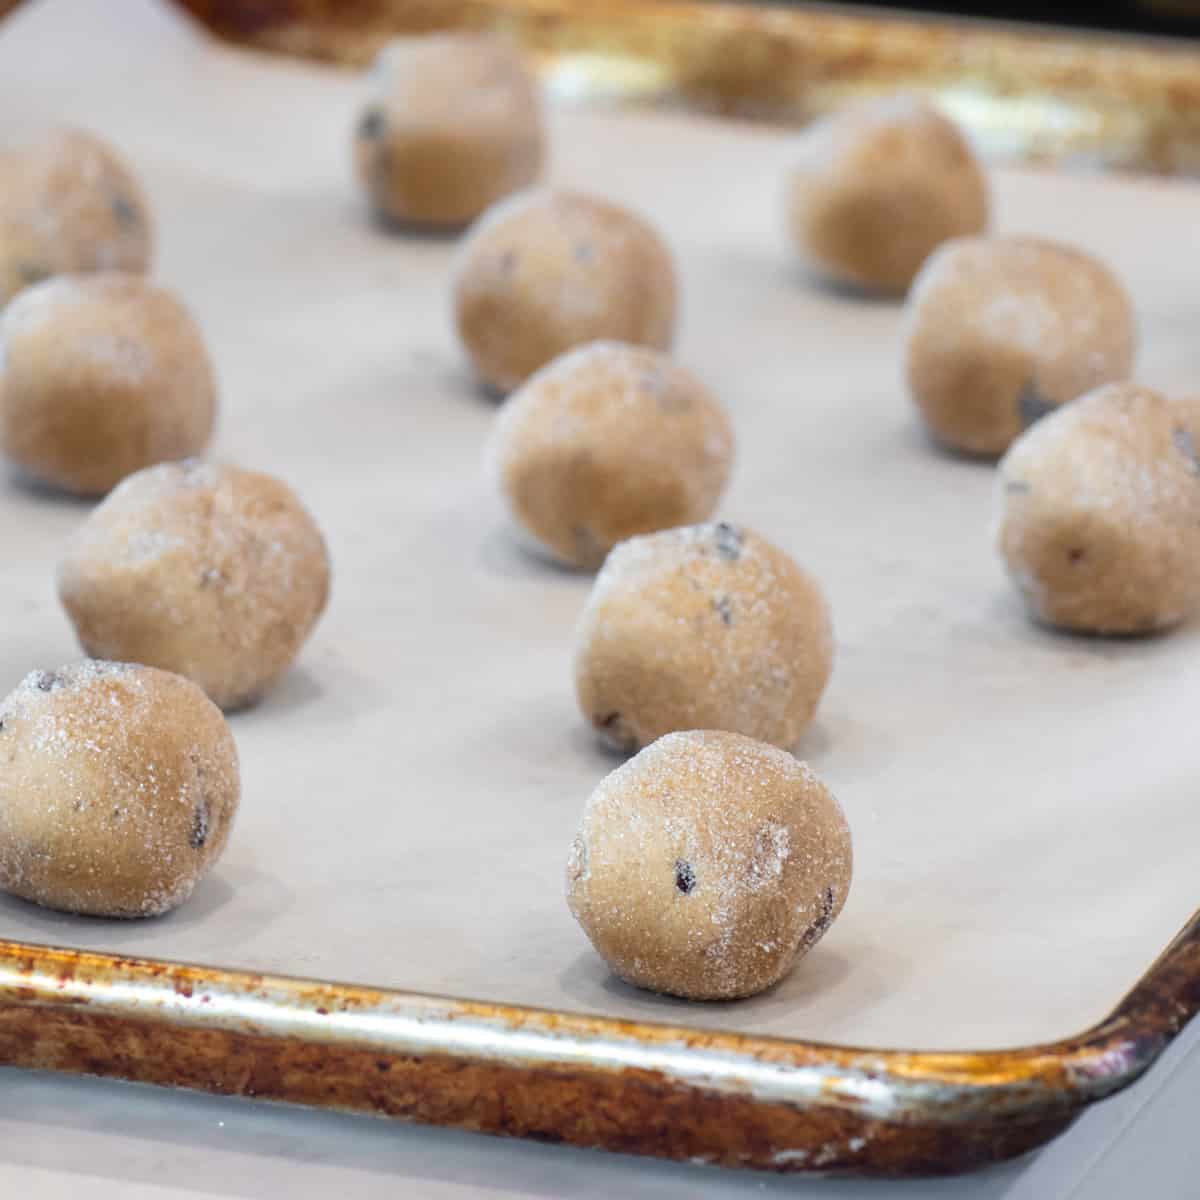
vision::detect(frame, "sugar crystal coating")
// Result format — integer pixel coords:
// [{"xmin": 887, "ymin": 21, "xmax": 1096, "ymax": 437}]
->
[
  {"xmin": 905, "ymin": 236, "xmax": 1136, "ymax": 456},
  {"xmin": 353, "ymin": 33, "xmax": 543, "ymax": 227},
  {"xmin": 786, "ymin": 94, "xmax": 988, "ymax": 295},
  {"xmin": 58, "ymin": 460, "xmax": 331, "ymax": 709},
  {"xmin": 995, "ymin": 382, "xmax": 1200, "ymax": 634},
  {"xmin": 0, "ymin": 272, "xmax": 214, "ymax": 494},
  {"xmin": 567, "ymin": 730, "xmax": 852, "ymax": 1000},
  {"xmin": 574, "ymin": 523, "xmax": 833, "ymax": 750},
  {"xmin": 453, "ymin": 188, "xmax": 676, "ymax": 393},
  {"xmin": 487, "ymin": 341, "xmax": 734, "ymax": 568},
  {"xmin": 0, "ymin": 661, "xmax": 239, "ymax": 918},
  {"xmin": 0, "ymin": 127, "xmax": 152, "ymax": 306}
]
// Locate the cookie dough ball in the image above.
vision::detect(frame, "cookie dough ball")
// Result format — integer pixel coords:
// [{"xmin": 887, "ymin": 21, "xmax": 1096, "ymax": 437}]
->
[
  {"xmin": 575, "ymin": 523, "xmax": 833, "ymax": 751},
  {"xmin": 567, "ymin": 729, "xmax": 852, "ymax": 1000},
  {"xmin": 0, "ymin": 273, "xmax": 216, "ymax": 495},
  {"xmin": 0, "ymin": 128, "xmax": 152, "ymax": 305},
  {"xmin": 453, "ymin": 189, "xmax": 676, "ymax": 393},
  {"xmin": 995, "ymin": 382, "xmax": 1200, "ymax": 634},
  {"xmin": 354, "ymin": 33, "xmax": 543, "ymax": 228},
  {"xmin": 0, "ymin": 661, "xmax": 239, "ymax": 918},
  {"xmin": 487, "ymin": 342, "xmax": 733, "ymax": 569},
  {"xmin": 785, "ymin": 95, "xmax": 987, "ymax": 295},
  {"xmin": 905, "ymin": 236, "xmax": 1136, "ymax": 457},
  {"xmin": 58, "ymin": 460, "xmax": 331, "ymax": 710}
]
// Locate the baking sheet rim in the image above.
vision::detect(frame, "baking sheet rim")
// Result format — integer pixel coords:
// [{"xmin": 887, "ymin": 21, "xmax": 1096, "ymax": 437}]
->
[{"xmin": 1, "ymin": 899, "xmax": 1197, "ymax": 1174}]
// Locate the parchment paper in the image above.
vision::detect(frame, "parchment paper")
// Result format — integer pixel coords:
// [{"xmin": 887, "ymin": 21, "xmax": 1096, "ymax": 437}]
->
[{"xmin": 0, "ymin": 0, "xmax": 1198, "ymax": 1053}]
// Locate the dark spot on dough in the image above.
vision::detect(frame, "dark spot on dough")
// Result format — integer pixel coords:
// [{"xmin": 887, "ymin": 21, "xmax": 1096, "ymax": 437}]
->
[
  {"xmin": 188, "ymin": 751, "xmax": 211, "ymax": 849},
  {"xmin": 190, "ymin": 798, "xmax": 210, "ymax": 849},
  {"xmin": 573, "ymin": 241, "xmax": 594, "ymax": 264},
  {"xmin": 713, "ymin": 522, "xmax": 743, "ymax": 561},
  {"xmin": 199, "ymin": 566, "xmax": 223, "ymax": 588},
  {"xmin": 0, "ymin": 720, "xmax": 5, "ymax": 733},
  {"xmin": 358, "ymin": 107, "xmax": 386, "ymax": 139},
  {"xmin": 712, "ymin": 593, "xmax": 734, "ymax": 626},
  {"xmin": 33, "ymin": 671, "xmax": 61, "ymax": 692},
  {"xmin": 1017, "ymin": 380, "xmax": 1055, "ymax": 429},
  {"xmin": 1067, "ymin": 547, "xmax": 1087, "ymax": 563},
  {"xmin": 674, "ymin": 859, "xmax": 697, "ymax": 895},
  {"xmin": 15, "ymin": 262, "xmax": 48, "ymax": 287},
  {"xmin": 1005, "ymin": 478, "xmax": 1032, "ymax": 494},
  {"xmin": 499, "ymin": 249, "xmax": 517, "ymax": 275},
  {"xmin": 800, "ymin": 886, "xmax": 836, "ymax": 951},
  {"xmin": 110, "ymin": 194, "xmax": 139, "ymax": 229},
  {"xmin": 1172, "ymin": 427, "xmax": 1200, "ymax": 475}
]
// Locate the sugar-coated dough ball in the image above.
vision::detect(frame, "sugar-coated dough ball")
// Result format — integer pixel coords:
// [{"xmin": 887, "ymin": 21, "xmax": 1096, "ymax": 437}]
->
[
  {"xmin": 575, "ymin": 523, "xmax": 833, "ymax": 751},
  {"xmin": 58, "ymin": 460, "xmax": 331, "ymax": 710},
  {"xmin": 0, "ymin": 661, "xmax": 239, "ymax": 918},
  {"xmin": 0, "ymin": 128, "xmax": 152, "ymax": 305},
  {"xmin": 905, "ymin": 236, "xmax": 1136, "ymax": 456},
  {"xmin": 0, "ymin": 273, "xmax": 215, "ymax": 495},
  {"xmin": 785, "ymin": 95, "xmax": 987, "ymax": 295},
  {"xmin": 487, "ymin": 342, "xmax": 734, "ymax": 569},
  {"xmin": 567, "ymin": 730, "xmax": 852, "ymax": 1000},
  {"xmin": 354, "ymin": 33, "xmax": 543, "ymax": 228},
  {"xmin": 453, "ymin": 189, "xmax": 676, "ymax": 393},
  {"xmin": 995, "ymin": 382, "xmax": 1200, "ymax": 635}
]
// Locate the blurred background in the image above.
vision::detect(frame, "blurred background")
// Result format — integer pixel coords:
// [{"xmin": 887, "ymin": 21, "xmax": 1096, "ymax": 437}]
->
[{"xmin": 834, "ymin": 0, "xmax": 1200, "ymax": 36}]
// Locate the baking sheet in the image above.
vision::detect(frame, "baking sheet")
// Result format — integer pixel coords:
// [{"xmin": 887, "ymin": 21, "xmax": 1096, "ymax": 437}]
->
[
  {"xmin": 176, "ymin": 0, "xmax": 1200, "ymax": 176},
  {"xmin": 1, "ymin": 0, "xmax": 1198, "ymax": 1054}
]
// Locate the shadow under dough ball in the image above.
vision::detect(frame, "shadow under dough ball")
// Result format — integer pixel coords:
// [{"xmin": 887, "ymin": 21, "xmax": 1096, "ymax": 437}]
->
[
  {"xmin": 58, "ymin": 460, "xmax": 331, "ymax": 710},
  {"xmin": 0, "ymin": 661, "xmax": 239, "ymax": 918},
  {"xmin": 354, "ymin": 32, "xmax": 543, "ymax": 228},
  {"xmin": 486, "ymin": 341, "xmax": 734, "ymax": 569},
  {"xmin": 785, "ymin": 94, "xmax": 987, "ymax": 296},
  {"xmin": 0, "ymin": 273, "xmax": 215, "ymax": 494},
  {"xmin": 905, "ymin": 236, "xmax": 1136, "ymax": 457},
  {"xmin": 995, "ymin": 382, "xmax": 1200, "ymax": 635},
  {"xmin": 0, "ymin": 127, "xmax": 152, "ymax": 305},
  {"xmin": 453, "ymin": 188, "xmax": 676, "ymax": 394},
  {"xmin": 566, "ymin": 730, "xmax": 853, "ymax": 1001},
  {"xmin": 574, "ymin": 522, "xmax": 833, "ymax": 751}
]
